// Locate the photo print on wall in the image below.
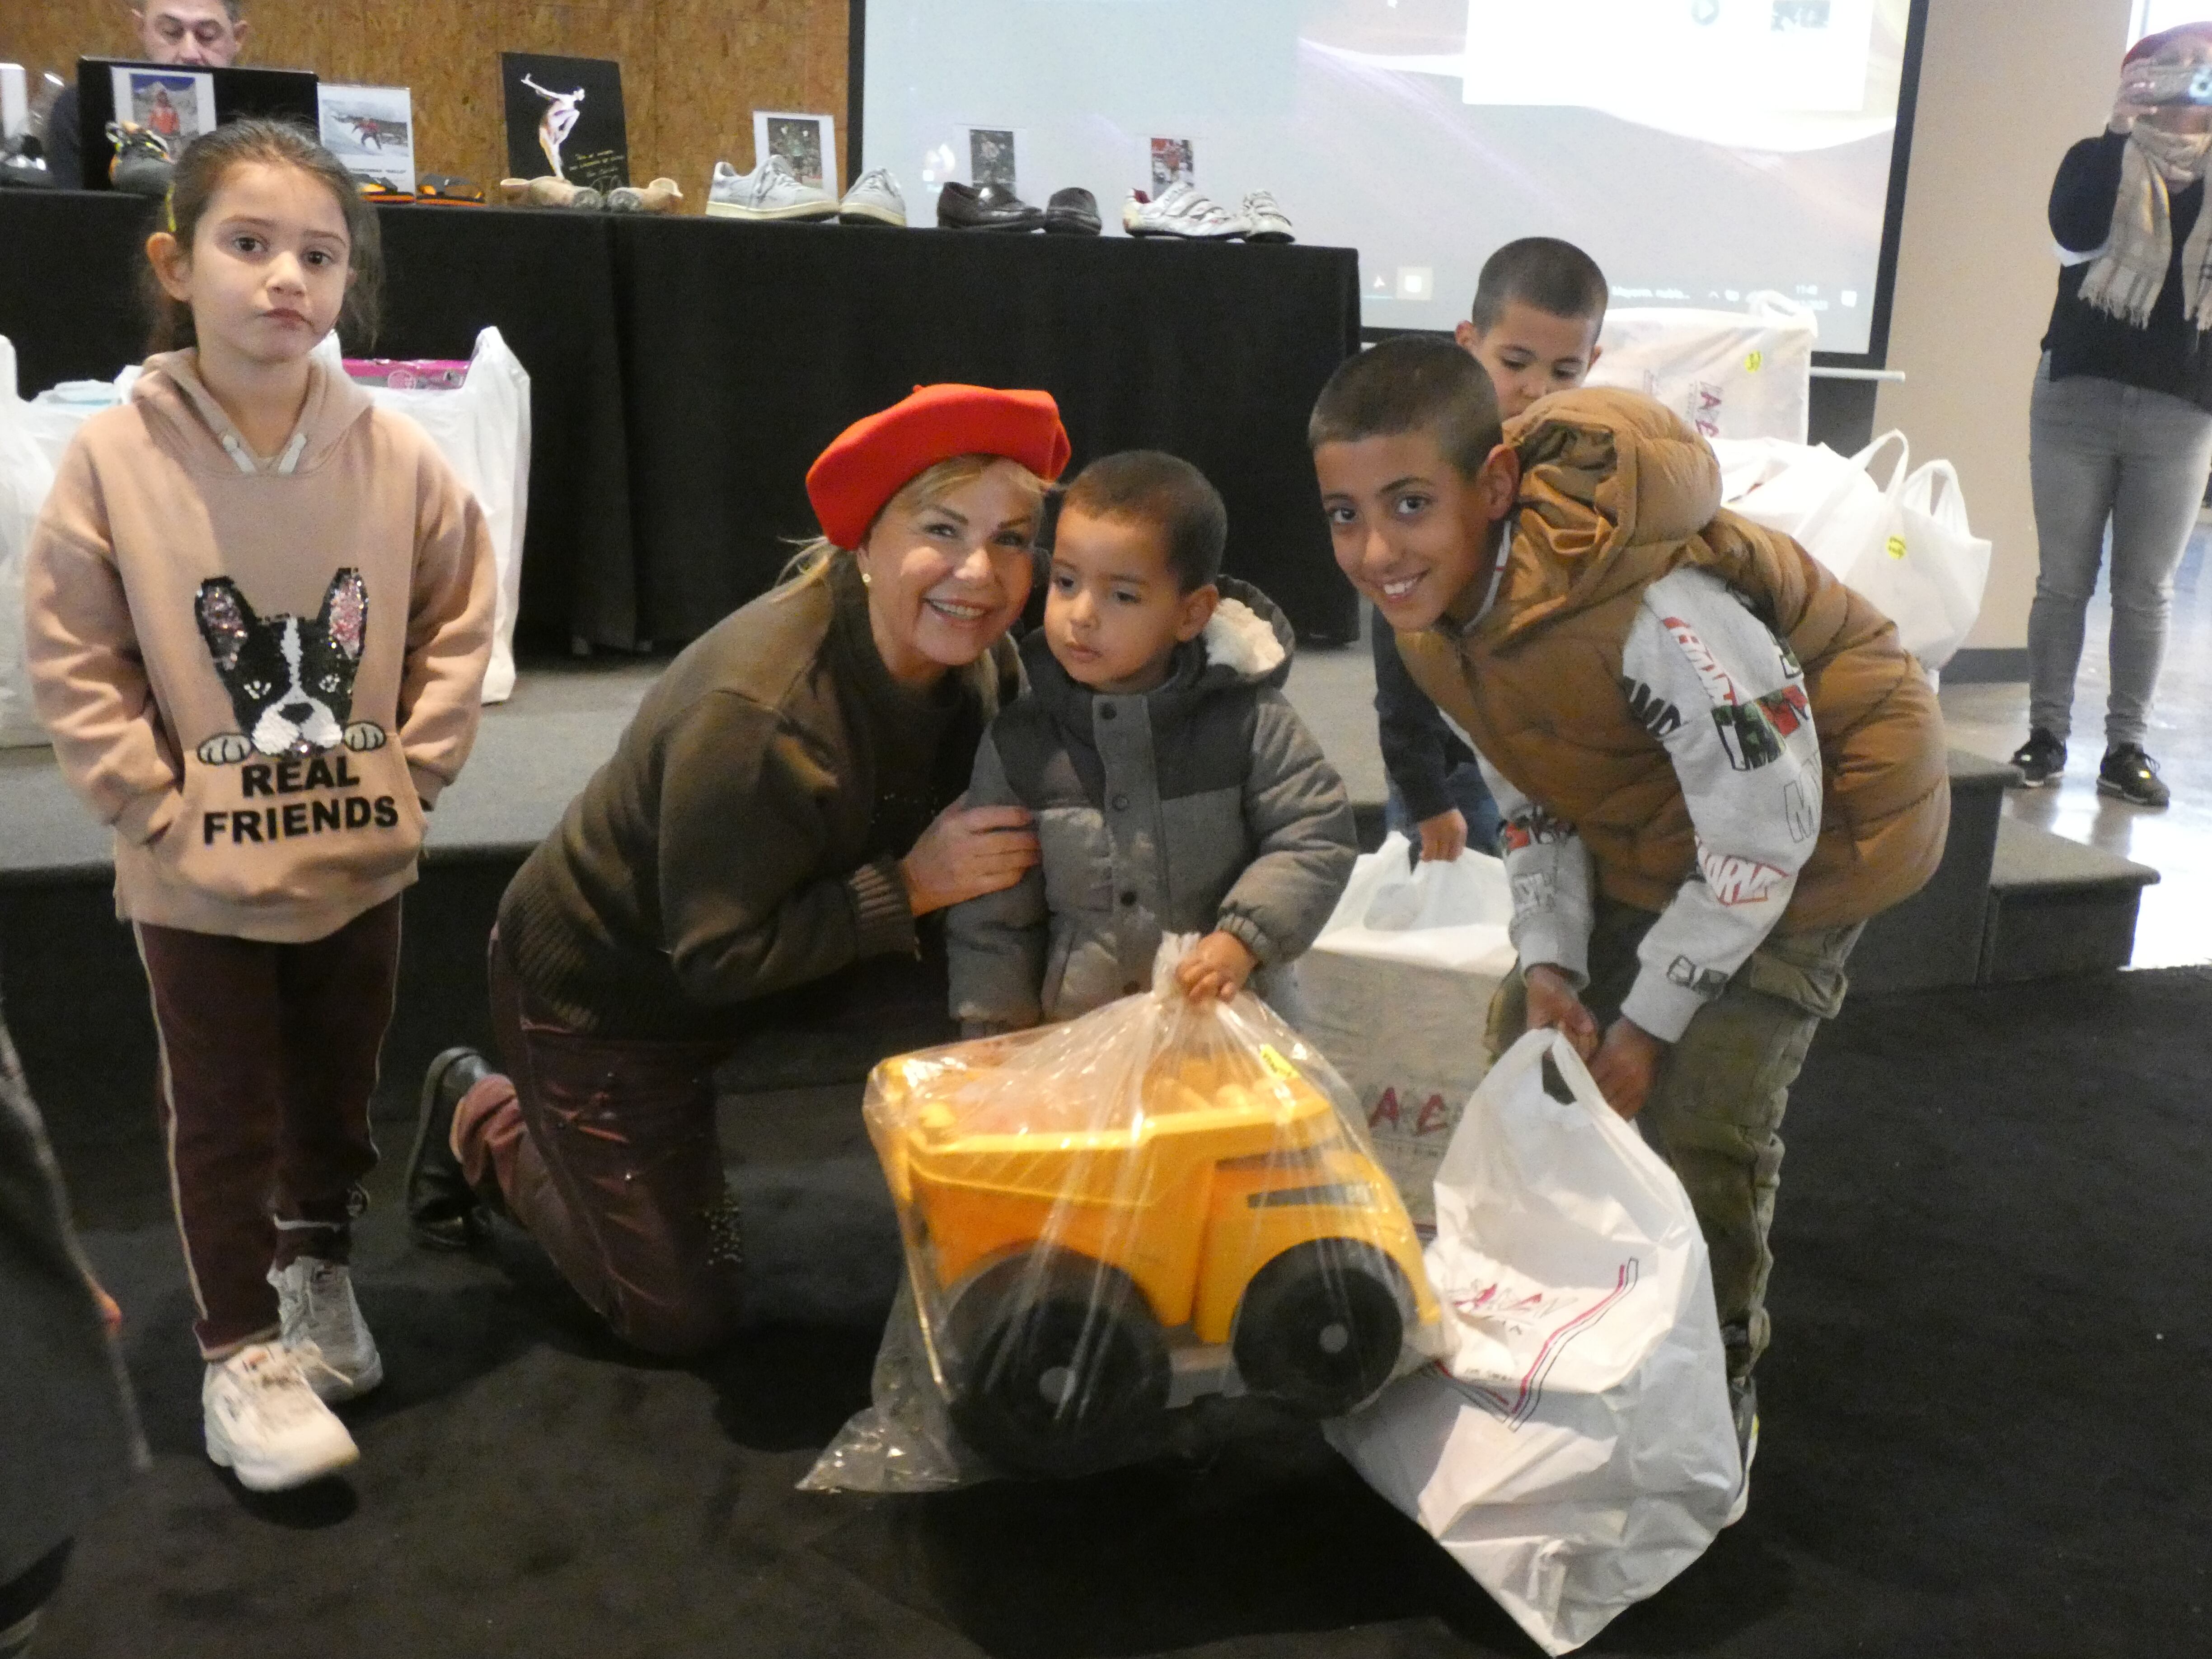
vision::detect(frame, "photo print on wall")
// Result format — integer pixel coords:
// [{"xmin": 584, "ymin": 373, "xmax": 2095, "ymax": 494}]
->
[
  {"xmin": 501, "ymin": 52, "xmax": 628, "ymax": 192},
  {"xmin": 1149, "ymin": 136, "xmax": 1195, "ymax": 191},
  {"xmin": 318, "ymin": 84, "xmax": 414, "ymax": 193},
  {"xmin": 752, "ymin": 109, "xmax": 838, "ymax": 189}
]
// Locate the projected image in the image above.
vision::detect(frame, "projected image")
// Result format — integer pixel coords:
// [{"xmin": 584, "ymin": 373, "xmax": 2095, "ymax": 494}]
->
[
  {"xmin": 863, "ymin": 0, "xmax": 1918, "ymax": 352},
  {"xmin": 1295, "ymin": 0, "xmax": 1912, "ymax": 348}
]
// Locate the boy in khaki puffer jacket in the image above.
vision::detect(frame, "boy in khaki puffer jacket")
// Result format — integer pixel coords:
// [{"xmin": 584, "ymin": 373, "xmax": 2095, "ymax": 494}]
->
[{"xmin": 1308, "ymin": 336, "xmax": 1948, "ymax": 1479}]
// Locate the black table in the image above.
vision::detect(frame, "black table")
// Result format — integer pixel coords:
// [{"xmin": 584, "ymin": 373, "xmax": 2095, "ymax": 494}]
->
[{"xmin": 4, "ymin": 191, "xmax": 1363, "ymax": 648}]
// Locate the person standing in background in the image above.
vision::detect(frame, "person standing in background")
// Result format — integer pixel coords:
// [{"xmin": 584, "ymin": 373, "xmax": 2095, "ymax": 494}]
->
[
  {"xmin": 43, "ymin": 0, "xmax": 250, "ymax": 189},
  {"xmin": 2013, "ymin": 23, "xmax": 2212, "ymax": 808}
]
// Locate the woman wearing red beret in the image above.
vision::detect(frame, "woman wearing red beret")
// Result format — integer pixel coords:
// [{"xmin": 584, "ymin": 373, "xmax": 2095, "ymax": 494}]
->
[{"xmin": 401, "ymin": 386, "xmax": 1069, "ymax": 1356}]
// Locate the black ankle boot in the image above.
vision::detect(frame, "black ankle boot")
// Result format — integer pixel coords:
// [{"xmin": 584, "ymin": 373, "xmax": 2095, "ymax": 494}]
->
[{"xmin": 407, "ymin": 1047, "xmax": 496, "ymax": 1249}]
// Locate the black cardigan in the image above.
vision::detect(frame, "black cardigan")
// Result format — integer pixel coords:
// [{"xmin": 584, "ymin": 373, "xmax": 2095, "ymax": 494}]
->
[{"xmin": 2042, "ymin": 129, "xmax": 2212, "ymax": 412}]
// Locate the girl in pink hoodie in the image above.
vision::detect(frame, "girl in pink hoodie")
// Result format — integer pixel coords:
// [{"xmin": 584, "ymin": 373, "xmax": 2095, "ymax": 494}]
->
[{"xmin": 24, "ymin": 119, "xmax": 494, "ymax": 1492}]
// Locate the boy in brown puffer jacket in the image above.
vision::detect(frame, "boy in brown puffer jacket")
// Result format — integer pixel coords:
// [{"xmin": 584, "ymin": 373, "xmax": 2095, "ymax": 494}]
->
[{"xmin": 1308, "ymin": 336, "xmax": 1948, "ymax": 1477}]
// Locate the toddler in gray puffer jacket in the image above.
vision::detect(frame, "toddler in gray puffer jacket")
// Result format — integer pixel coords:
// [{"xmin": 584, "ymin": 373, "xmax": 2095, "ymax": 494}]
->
[{"xmin": 948, "ymin": 450, "xmax": 1357, "ymax": 1032}]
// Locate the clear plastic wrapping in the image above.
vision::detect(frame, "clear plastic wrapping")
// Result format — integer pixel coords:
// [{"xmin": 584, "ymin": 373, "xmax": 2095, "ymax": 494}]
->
[{"xmin": 803, "ymin": 938, "xmax": 1441, "ymax": 1492}]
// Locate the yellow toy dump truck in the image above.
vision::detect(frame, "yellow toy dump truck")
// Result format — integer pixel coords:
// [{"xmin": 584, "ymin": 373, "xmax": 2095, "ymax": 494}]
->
[{"xmin": 870, "ymin": 1032, "xmax": 1440, "ymax": 1478}]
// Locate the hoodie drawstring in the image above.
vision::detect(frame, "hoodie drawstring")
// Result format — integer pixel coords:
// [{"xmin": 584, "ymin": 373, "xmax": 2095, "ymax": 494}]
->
[{"xmin": 218, "ymin": 430, "xmax": 309, "ymax": 476}]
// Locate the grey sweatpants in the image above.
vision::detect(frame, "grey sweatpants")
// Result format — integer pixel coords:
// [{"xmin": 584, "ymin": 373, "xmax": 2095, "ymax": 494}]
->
[{"xmin": 2026, "ymin": 356, "xmax": 2212, "ymax": 750}]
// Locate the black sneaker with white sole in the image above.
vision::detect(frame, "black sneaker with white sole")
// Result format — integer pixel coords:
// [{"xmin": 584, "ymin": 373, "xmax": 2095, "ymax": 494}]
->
[
  {"xmin": 2098, "ymin": 745, "xmax": 2171, "ymax": 807},
  {"xmin": 2009, "ymin": 727, "xmax": 2066, "ymax": 787}
]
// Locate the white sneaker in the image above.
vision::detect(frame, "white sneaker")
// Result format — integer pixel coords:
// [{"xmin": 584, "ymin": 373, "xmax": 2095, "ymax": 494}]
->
[
  {"xmin": 1238, "ymin": 189, "xmax": 1294, "ymax": 243},
  {"xmin": 705, "ymin": 154, "xmax": 838, "ymax": 221},
  {"xmin": 838, "ymin": 167, "xmax": 907, "ymax": 226},
  {"xmin": 202, "ymin": 1343, "xmax": 361, "ymax": 1491},
  {"xmin": 269, "ymin": 1257, "xmax": 383, "ymax": 1401},
  {"xmin": 1122, "ymin": 181, "xmax": 1244, "ymax": 240}
]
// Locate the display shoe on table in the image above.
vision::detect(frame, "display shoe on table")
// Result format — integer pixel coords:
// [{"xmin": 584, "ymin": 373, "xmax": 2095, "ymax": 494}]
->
[
  {"xmin": 1237, "ymin": 189, "xmax": 1295, "ymax": 243},
  {"xmin": 609, "ymin": 175, "xmax": 684, "ymax": 213},
  {"xmin": 936, "ymin": 180, "xmax": 1045, "ymax": 231},
  {"xmin": 2098, "ymin": 744, "xmax": 2171, "ymax": 807},
  {"xmin": 706, "ymin": 154, "xmax": 838, "ymax": 221},
  {"xmin": 838, "ymin": 168, "xmax": 907, "ymax": 225},
  {"xmin": 203, "ymin": 1343, "xmax": 360, "ymax": 1491},
  {"xmin": 1043, "ymin": 186, "xmax": 1102, "ymax": 236},
  {"xmin": 2008, "ymin": 727, "xmax": 2066, "ymax": 787},
  {"xmin": 1122, "ymin": 181, "xmax": 1244, "ymax": 239},
  {"xmin": 106, "ymin": 122, "xmax": 173, "ymax": 197},
  {"xmin": 416, "ymin": 173, "xmax": 485, "ymax": 205},
  {"xmin": 269, "ymin": 1258, "xmax": 383, "ymax": 1401}
]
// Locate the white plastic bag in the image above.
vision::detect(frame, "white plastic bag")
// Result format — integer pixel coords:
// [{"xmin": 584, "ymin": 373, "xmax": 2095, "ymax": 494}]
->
[
  {"xmin": 319, "ymin": 328, "xmax": 532, "ymax": 702},
  {"xmin": 1585, "ymin": 291, "xmax": 1816, "ymax": 442},
  {"xmin": 1328, "ymin": 1030, "xmax": 1740, "ymax": 1655},
  {"xmin": 1842, "ymin": 459, "xmax": 1992, "ymax": 671},
  {"xmin": 803, "ymin": 935, "xmax": 1442, "ymax": 1493},
  {"xmin": 1727, "ymin": 431, "xmax": 1991, "ymax": 669},
  {"xmin": 1301, "ymin": 834, "xmax": 1516, "ymax": 1235},
  {"xmin": 0, "ymin": 337, "xmax": 58, "ymax": 747}
]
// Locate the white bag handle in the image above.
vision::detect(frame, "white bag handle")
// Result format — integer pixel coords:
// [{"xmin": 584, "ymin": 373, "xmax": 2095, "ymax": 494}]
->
[
  {"xmin": 1746, "ymin": 290, "xmax": 1816, "ymax": 325},
  {"xmin": 1900, "ymin": 458, "xmax": 1971, "ymax": 532},
  {"xmin": 1849, "ymin": 428, "xmax": 1911, "ymax": 497}
]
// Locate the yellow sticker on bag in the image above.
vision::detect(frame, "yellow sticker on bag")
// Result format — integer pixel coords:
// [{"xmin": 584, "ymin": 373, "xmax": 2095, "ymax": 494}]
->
[
  {"xmin": 1744, "ymin": 349, "xmax": 1763, "ymax": 372},
  {"xmin": 1886, "ymin": 534, "xmax": 1907, "ymax": 560},
  {"xmin": 1258, "ymin": 1045, "xmax": 1302, "ymax": 1082}
]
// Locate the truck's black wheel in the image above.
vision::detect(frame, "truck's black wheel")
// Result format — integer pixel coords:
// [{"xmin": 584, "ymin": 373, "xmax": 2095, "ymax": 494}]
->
[
  {"xmin": 946, "ymin": 1249, "xmax": 1172, "ymax": 1478},
  {"xmin": 1232, "ymin": 1239, "xmax": 1408, "ymax": 1416}
]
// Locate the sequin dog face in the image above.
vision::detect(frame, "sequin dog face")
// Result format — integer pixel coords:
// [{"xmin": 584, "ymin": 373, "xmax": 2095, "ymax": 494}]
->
[{"xmin": 193, "ymin": 569, "xmax": 368, "ymax": 759}]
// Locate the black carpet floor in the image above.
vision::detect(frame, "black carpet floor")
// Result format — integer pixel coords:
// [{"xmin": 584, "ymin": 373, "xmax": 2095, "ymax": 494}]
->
[{"xmin": 25, "ymin": 967, "xmax": 2212, "ymax": 1659}]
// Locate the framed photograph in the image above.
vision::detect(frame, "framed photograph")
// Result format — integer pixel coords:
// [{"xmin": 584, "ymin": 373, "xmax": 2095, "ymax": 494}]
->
[
  {"xmin": 501, "ymin": 52, "xmax": 629, "ymax": 193},
  {"xmin": 110, "ymin": 65, "xmax": 215, "ymax": 145},
  {"xmin": 318, "ymin": 83, "xmax": 415, "ymax": 194},
  {"xmin": 753, "ymin": 109, "xmax": 837, "ymax": 190},
  {"xmin": 1149, "ymin": 136, "xmax": 1196, "ymax": 192},
  {"xmin": 968, "ymin": 126, "xmax": 1015, "ymax": 187}
]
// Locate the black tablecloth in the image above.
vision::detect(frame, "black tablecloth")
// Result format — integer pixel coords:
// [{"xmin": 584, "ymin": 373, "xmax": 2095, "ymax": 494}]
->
[{"xmin": 3, "ymin": 191, "xmax": 1363, "ymax": 647}]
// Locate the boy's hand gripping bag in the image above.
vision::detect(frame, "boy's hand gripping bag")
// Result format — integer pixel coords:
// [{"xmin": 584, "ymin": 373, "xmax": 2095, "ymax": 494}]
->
[
  {"xmin": 802, "ymin": 936, "xmax": 1443, "ymax": 1494},
  {"xmin": 1584, "ymin": 291, "xmax": 1817, "ymax": 442},
  {"xmin": 0, "ymin": 337, "xmax": 58, "ymax": 748},
  {"xmin": 1326, "ymin": 1030, "xmax": 1740, "ymax": 1656},
  {"xmin": 1300, "ymin": 833, "xmax": 1517, "ymax": 1237},
  {"xmin": 316, "ymin": 327, "xmax": 533, "ymax": 702}
]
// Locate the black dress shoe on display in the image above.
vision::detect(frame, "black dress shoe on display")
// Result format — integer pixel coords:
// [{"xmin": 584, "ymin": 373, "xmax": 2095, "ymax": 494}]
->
[
  {"xmin": 1043, "ymin": 187, "xmax": 1101, "ymax": 236},
  {"xmin": 937, "ymin": 179, "xmax": 1045, "ymax": 231},
  {"xmin": 408, "ymin": 1046, "xmax": 496, "ymax": 1250}
]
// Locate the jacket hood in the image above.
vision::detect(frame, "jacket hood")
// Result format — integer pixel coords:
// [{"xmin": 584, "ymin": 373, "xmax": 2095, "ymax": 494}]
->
[
  {"xmin": 1468, "ymin": 386, "xmax": 1723, "ymax": 646},
  {"xmin": 132, "ymin": 349, "xmax": 375, "ymax": 478},
  {"xmin": 1017, "ymin": 573, "xmax": 1295, "ymax": 718}
]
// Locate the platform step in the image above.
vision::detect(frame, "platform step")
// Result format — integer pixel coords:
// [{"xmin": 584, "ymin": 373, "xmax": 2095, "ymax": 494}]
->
[{"xmin": 1979, "ymin": 817, "xmax": 2159, "ymax": 984}]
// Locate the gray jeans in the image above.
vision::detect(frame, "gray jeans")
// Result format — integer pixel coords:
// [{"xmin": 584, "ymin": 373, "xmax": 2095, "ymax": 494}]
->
[{"xmin": 2027, "ymin": 356, "xmax": 2212, "ymax": 749}]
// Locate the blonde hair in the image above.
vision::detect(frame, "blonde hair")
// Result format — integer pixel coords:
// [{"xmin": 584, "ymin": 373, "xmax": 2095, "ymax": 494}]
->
[{"xmin": 778, "ymin": 451, "xmax": 1054, "ymax": 591}]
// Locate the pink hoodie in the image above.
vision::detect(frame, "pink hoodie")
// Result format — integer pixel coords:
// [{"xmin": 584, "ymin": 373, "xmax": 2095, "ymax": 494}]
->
[{"xmin": 24, "ymin": 350, "xmax": 495, "ymax": 943}]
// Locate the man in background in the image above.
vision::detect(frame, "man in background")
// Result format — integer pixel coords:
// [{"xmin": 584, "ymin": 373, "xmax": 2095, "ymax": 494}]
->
[{"xmin": 44, "ymin": 0, "xmax": 249, "ymax": 188}]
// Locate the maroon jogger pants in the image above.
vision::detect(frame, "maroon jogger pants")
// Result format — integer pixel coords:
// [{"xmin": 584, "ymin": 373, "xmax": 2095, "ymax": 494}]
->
[{"xmin": 136, "ymin": 896, "xmax": 402, "ymax": 1357}]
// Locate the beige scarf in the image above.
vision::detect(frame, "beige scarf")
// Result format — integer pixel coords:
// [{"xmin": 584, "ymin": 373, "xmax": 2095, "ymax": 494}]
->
[{"xmin": 2081, "ymin": 123, "xmax": 2212, "ymax": 328}]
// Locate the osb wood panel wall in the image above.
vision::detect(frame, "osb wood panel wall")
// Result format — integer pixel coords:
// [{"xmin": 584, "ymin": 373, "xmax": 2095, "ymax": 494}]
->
[{"xmin": 0, "ymin": 0, "xmax": 851, "ymax": 204}]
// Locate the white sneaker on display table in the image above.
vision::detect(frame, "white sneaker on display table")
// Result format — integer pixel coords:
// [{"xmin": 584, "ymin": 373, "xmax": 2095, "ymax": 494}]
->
[
  {"xmin": 705, "ymin": 154, "xmax": 838, "ymax": 221},
  {"xmin": 1122, "ymin": 181, "xmax": 1244, "ymax": 239},
  {"xmin": 269, "ymin": 1256, "xmax": 384, "ymax": 1401},
  {"xmin": 838, "ymin": 168, "xmax": 907, "ymax": 226},
  {"xmin": 202, "ymin": 1343, "xmax": 361, "ymax": 1491},
  {"xmin": 1238, "ymin": 190, "xmax": 1294, "ymax": 243}
]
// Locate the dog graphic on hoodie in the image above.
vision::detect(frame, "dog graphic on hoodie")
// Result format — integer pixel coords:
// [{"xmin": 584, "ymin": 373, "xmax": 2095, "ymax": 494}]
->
[{"xmin": 192, "ymin": 568, "xmax": 388, "ymax": 764}]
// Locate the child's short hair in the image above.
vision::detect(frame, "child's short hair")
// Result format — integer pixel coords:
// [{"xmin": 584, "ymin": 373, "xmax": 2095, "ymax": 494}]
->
[
  {"xmin": 1469, "ymin": 237, "xmax": 1609, "ymax": 332},
  {"xmin": 1059, "ymin": 450, "xmax": 1228, "ymax": 593},
  {"xmin": 142, "ymin": 118, "xmax": 385, "ymax": 355},
  {"xmin": 1308, "ymin": 335, "xmax": 1503, "ymax": 479}
]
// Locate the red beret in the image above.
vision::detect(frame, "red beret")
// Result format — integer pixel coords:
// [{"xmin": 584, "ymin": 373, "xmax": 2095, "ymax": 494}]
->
[{"xmin": 806, "ymin": 384, "xmax": 1072, "ymax": 549}]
